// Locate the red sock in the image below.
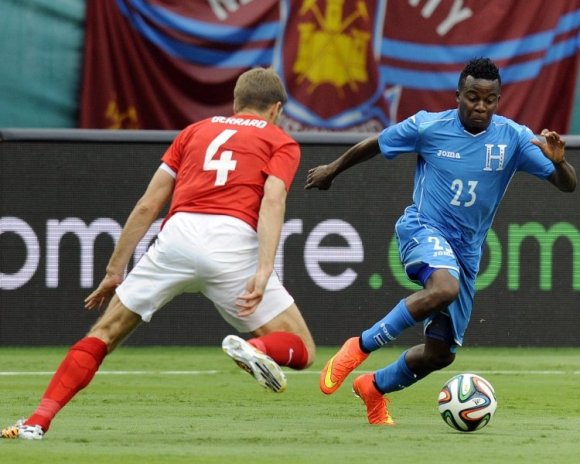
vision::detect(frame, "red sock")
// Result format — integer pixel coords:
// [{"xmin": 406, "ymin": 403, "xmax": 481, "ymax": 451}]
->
[
  {"xmin": 25, "ymin": 337, "xmax": 108, "ymax": 432},
  {"xmin": 248, "ymin": 332, "xmax": 309, "ymax": 370}
]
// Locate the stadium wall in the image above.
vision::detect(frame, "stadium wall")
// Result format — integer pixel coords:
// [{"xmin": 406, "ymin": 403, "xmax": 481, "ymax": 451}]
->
[{"xmin": 1, "ymin": 130, "xmax": 579, "ymax": 347}]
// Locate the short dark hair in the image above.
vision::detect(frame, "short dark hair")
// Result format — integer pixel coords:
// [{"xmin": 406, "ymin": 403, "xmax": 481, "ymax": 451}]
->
[{"xmin": 458, "ymin": 58, "xmax": 501, "ymax": 89}]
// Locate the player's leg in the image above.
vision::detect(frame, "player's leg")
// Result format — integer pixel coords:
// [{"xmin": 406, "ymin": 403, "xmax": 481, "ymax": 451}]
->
[
  {"xmin": 373, "ymin": 314, "xmax": 456, "ymax": 395},
  {"xmin": 319, "ymin": 220, "xmax": 460, "ymax": 395},
  {"xmin": 221, "ymin": 303, "xmax": 315, "ymax": 393},
  {"xmin": 3, "ymin": 297, "xmax": 141, "ymax": 439},
  {"xmin": 85, "ymin": 294, "xmax": 143, "ymax": 349},
  {"xmin": 202, "ymin": 215, "xmax": 315, "ymax": 389},
  {"xmin": 220, "ymin": 290, "xmax": 315, "ymax": 392},
  {"xmin": 361, "ymin": 268, "xmax": 459, "ymax": 351},
  {"xmin": 404, "ymin": 273, "xmax": 473, "ymax": 381},
  {"xmin": 2, "ymin": 213, "xmax": 206, "ymax": 439},
  {"xmin": 354, "ymin": 277, "xmax": 472, "ymax": 425},
  {"xmin": 320, "ymin": 268, "xmax": 458, "ymax": 396},
  {"xmin": 352, "ymin": 333, "xmax": 454, "ymax": 426},
  {"xmin": 248, "ymin": 302, "xmax": 316, "ymax": 369},
  {"xmin": 406, "ymin": 313, "xmax": 457, "ymax": 377}
]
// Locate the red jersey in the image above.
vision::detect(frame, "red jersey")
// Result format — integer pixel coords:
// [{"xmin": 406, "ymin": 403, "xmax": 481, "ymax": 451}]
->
[{"xmin": 161, "ymin": 114, "xmax": 301, "ymax": 230}]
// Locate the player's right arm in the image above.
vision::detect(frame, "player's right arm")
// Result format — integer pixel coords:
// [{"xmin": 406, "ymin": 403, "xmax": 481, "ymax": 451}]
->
[
  {"xmin": 305, "ymin": 113, "xmax": 422, "ymax": 191},
  {"xmin": 304, "ymin": 135, "xmax": 381, "ymax": 190},
  {"xmin": 84, "ymin": 168, "xmax": 175, "ymax": 310}
]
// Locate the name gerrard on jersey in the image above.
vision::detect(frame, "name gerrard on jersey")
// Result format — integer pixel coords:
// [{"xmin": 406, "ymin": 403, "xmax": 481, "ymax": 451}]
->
[{"xmin": 211, "ymin": 116, "xmax": 268, "ymax": 128}]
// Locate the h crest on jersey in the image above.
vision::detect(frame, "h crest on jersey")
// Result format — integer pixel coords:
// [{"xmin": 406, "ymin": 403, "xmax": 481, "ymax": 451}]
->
[{"xmin": 483, "ymin": 144, "xmax": 506, "ymax": 171}]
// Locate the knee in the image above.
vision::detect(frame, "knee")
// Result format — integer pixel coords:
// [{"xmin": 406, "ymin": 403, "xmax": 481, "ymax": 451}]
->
[
  {"xmin": 303, "ymin": 342, "xmax": 316, "ymax": 368},
  {"xmin": 424, "ymin": 349, "xmax": 455, "ymax": 371},
  {"xmin": 428, "ymin": 279, "xmax": 459, "ymax": 308}
]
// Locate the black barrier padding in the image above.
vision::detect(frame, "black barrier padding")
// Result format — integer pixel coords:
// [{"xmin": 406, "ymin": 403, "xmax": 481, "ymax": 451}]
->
[{"xmin": 1, "ymin": 136, "xmax": 579, "ymax": 346}]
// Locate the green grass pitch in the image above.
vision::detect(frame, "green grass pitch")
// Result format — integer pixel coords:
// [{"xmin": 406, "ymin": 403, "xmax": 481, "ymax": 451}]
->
[{"xmin": 1, "ymin": 346, "xmax": 580, "ymax": 463}]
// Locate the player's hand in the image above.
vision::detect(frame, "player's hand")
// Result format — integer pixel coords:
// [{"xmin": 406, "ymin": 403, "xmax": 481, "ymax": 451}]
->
[
  {"xmin": 531, "ymin": 129, "xmax": 566, "ymax": 165},
  {"xmin": 305, "ymin": 165, "xmax": 335, "ymax": 190},
  {"xmin": 84, "ymin": 272, "xmax": 124, "ymax": 310},
  {"xmin": 235, "ymin": 273, "xmax": 269, "ymax": 317}
]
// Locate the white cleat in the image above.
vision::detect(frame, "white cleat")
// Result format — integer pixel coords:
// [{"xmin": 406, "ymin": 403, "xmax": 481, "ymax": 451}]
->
[
  {"xmin": 222, "ymin": 335, "xmax": 287, "ymax": 393},
  {"xmin": 1, "ymin": 419, "xmax": 44, "ymax": 440}
]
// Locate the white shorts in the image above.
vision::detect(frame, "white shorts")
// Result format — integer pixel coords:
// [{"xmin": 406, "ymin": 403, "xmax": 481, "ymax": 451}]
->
[{"xmin": 116, "ymin": 212, "xmax": 294, "ymax": 332}]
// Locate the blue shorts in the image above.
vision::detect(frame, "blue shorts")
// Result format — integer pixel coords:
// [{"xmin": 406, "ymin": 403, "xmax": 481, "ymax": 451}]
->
[{"xmin": 395, "ymin": 214, "xmax": 475, "ymax": 346}]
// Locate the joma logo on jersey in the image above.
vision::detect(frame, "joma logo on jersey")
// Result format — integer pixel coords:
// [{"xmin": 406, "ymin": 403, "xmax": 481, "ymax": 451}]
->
[
  {"xmin": 437, "ymin": 149, "xmax": 461, "ymax": 159},
  {"xmin": 484, "ymin": 144, "xmax": 507, "ymax": 171}
]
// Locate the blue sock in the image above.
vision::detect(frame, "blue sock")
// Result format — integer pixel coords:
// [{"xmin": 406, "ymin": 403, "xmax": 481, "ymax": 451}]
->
[
  {"xmin": 374, "ymin": 351, "xmax": 419, "ymax": 394},
  {"xmin": 360, "ymin": 299, "xmax": 416, "ymax": 352}
]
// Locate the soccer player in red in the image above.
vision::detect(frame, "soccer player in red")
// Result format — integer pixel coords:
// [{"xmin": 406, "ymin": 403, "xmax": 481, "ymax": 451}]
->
[{"xmin": 1, "ymin": 67, "xmax": 316, "ymax": 440}]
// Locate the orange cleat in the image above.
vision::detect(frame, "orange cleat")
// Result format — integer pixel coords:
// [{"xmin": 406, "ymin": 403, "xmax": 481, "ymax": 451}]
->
[
  {"xmin": 352, "ymin": 373, "xmax": 396, "ymax": 426},
  {"xmin": 320, "ymin": 337, "xmax": 369, "ymax": 395}
]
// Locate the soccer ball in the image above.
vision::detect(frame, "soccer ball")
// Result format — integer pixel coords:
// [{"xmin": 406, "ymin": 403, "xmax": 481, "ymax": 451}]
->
[{"xmin": 438, "ymin": 373, "xmax": 497, "ymax": 432}]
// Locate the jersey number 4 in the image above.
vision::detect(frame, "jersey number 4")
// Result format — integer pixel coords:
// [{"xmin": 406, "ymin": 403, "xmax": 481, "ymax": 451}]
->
[{"xmin": 204, "ymin": 129, "xmax": 238, "ymax": 186}]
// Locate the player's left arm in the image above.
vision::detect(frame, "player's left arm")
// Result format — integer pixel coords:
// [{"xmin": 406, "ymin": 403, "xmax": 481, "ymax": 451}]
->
[
  {"xmin": 531, "ymin": 129, "xmax": 576, "ymax": 192},
  {"xmin": 236, "ymin": 175, "xmax": 287, "ymax": 316}
]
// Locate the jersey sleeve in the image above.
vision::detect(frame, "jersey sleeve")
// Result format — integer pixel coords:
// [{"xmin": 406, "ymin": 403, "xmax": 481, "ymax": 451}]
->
[
  {"xmin": 516, "ymin": 126, "xmax": 555, "ymax": 179},
  {"xmin": 263, "ymin": 139, "xmax": 301, "ymax": 191},
  {"xmin": 161, "ymin": 125, "xmax": 193, "ymax": 172},
  {"xmin": 378, "ymin": 112, "xmax": 422, "ymax": 159}
]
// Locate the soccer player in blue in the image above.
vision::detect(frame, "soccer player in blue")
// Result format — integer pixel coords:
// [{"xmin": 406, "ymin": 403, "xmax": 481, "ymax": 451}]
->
[{"xmin": 305, "ymin": 57, "xmax": 576, "ymax": 425}]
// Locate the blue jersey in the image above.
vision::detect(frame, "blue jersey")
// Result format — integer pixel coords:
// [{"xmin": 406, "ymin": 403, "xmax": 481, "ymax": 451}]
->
[{"xmin": 378, "ymin": 109, "xmax": 555, "ymax": 274}]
